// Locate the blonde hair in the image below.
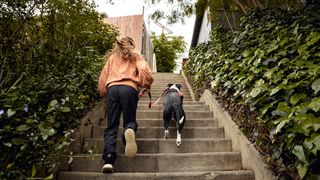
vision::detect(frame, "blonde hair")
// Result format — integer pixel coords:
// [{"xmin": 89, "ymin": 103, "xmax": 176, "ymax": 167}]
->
[
  {"xmin": 104, "ymin": 36, "xmax": 142, "ymax": 63},
  {"xmin": 114, "ymin": 36, "xmax": 136, "ymax": 61}
]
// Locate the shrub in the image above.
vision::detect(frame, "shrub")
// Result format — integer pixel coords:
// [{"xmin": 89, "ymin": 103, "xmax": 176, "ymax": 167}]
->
[{"xmin": 185, "ymin": 8, "xmax": 320, "ymax": 179}]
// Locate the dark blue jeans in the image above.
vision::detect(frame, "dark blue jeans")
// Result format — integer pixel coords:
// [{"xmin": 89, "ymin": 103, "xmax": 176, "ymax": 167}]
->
[{"xmin": 103, "ymin": 85, "xmax": 139, "ymax": 163}]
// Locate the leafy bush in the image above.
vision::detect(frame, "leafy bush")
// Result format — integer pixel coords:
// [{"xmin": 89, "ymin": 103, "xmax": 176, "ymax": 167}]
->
[
  {"xmin": 152, "ymin": 33, "xmax": 186, "ymax": 72},
  {"xmin": 185, "ymin": 8, "xmax": 320, "ymax": 179},
  {"xmin": 0, "ymin": 0, "xmax": 118, "ymax": 179}
]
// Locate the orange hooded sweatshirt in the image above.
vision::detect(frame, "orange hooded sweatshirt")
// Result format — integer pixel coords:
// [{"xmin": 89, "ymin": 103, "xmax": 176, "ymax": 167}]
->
[{"xmin": 97, "ymin": 53, "xmax": 154, "ymax": 96}]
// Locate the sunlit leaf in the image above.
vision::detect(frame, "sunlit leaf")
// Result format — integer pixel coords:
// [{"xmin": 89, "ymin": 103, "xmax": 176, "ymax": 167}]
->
[
  {"xmin": 3, "ymin": 142, "xmax": 12, "ymax": 147},
  {"xmin": 43, "ymin": 174, "xmax": 53, "ymax": 180},
  {"xmin": 7, "ymin": 109, "xmax": 16, "ymax": 117},
  {"xmin": 311, "ymin": 79, "xmax": 320, "ymax": 94},
  {"xmin": 292, "ymin": 145, "xmax": 308, "ymax": 165},
  {"xmin": 48, "ymin": 128, "xmax": 56, "ymax": 136},
  {"xmin": 297, "ymin": 163, "xmax": 307, "ymax": 178},
  {"xmin": 48, "ymin": 100, "xmax": 59, "ymax": 108},
  {"xmin": 16, "ymin": 124, "xmax": 30, "ymax": 132},
  {"xmin": 62, "ymin": 107, "xmax": 71, "ymax": 112},
  {"xmin": 277, "ymin": 102, "xmax": 290, "ymax": 113},
  {"xmin": 305, "ymin": 133, "xmax": 320, "ymax": 155},
  {"xmin": 270, "ymin": 86, "xmax": 281, "ymax": 96},
  {"xmin": 306, "ymin": 32, "xmax": 320, "ymax": 47},
  {"xmin": 250, "ymin": 87, "xmax": 261, "ymax": 98},
  {"xmin": 32, "ymin": 164, "xmax": 36, "ymax": 177},
  {"xmin": 242, "ymin": 50, "xmax": 251, "ymax": 57},
  {"xmin": 275, "ymin": 120, "xmax": 289, "ymax": 134},
  {"xmin": 308, "ymin": 97, "xmax": 320, "ymax": 112},
  {"xmin": 290, "ymin": 93, "xmax": 307, "ymax": 105}
]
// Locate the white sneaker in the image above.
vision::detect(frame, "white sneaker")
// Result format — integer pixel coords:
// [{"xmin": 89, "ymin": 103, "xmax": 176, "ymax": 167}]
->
[
  {"xmin": 102, "ymin": 164, "xmax": 113, "ymax": 173},
  {"xmin": 124, "ymin": 129, "xmax": 137, "ymax": 158}
]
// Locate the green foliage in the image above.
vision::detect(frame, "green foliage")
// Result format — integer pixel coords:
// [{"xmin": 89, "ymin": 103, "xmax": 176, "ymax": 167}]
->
[
  {"xmin": 152, "ymin": 33, "xmax": 186, "ymax": 72},
  {"xmin": 185, "ymin": 8, "xmax": 320, "ymax": 179},
  {"xmin": 0, "ymin": 0, "xmax": 118, "ymax": 179},
  {"xmin": 145, "ymin": 0, "xmax": 305, "ymax": 24},
  {"xmin": 144, "ymin": 0, "xmax": 194, "ymax": 24}
]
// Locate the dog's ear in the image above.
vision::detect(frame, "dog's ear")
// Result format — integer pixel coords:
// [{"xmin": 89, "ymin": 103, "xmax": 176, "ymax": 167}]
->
[
  {"xmin": 176, "ymin": 84, "xmax": 182, "ymax": 90},
  {"xmin": 167, "ymin": 83, "xmax": 173, "ymax": 87}
]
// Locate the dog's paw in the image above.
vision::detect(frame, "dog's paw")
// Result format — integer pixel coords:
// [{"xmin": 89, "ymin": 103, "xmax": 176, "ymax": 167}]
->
[
  {"xmin": 176, "ymin": 131, "xmax": 181, "ymax": 147},
  {"xmin": 163, "ymin": 130, "xmax": 169, "ymax": 139},
  {"xmin": 176, "ymin": 139, "xmax": 181, "ymax": 147}
]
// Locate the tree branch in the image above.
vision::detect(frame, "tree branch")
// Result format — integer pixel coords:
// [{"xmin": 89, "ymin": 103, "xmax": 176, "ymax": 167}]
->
[{"xmin": 232, "ymin": 0, "xmax": 248, "ymax": 14}]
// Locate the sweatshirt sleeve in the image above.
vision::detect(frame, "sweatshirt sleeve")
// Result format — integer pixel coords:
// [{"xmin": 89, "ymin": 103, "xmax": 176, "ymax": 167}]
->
[
  {"xmin": 136, "ymin": 56, "xmax": 154, "ymax": 89},
  {"xmin": 97, "ymin": 59, "xmax": 110, "ymax": 97}
]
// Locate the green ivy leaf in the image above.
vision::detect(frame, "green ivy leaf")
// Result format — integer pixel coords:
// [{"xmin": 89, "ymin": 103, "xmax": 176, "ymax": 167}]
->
[
  {"xmin": 277, "ymin": 102, "xmax": 291, "ymax": 113},
  {"xmin": 42, "ymin": 134, "xmax": 48, "ymax": 141},
  {"xmin": 7, "ymin": 109, "xmax": 16, "ymax": 117},
  {"xmin": 290, "ymin": 93, "xmax": 307, "ymax": 105},
  {"xmin": 295, "ymin": 114, "xmax": 320, "ymax": 136},
  {"xmin": 308, "ymin": 97, "xmax": 320, "ymax": 112},
  {"xmin": 260, "ymin": 104, "xmax": 272, "ymax": 117},
  {"xmin": 311, "ymin": 79, "xmax": 320, "ymax": 94},
  {"xmin": 62, "ymin": 107, "xmax": 71, "ymax": 113},
  {"xmin": 3, "ymin": 142, "xmax": 12, "ymax": 147},
  {"xmin": 297, "ymin": 163, "xmax": 307, "ymax": 179},
  {"xmin": 306, "ymin": 32, "xmax": 320, "ymax": 47},
  {"xmin": 16, "ymin": 124, "xmax": 30, "ymax": 132},
  {"xmin": 210, "ymin": 80, "xmax": 219, "ymax": 89},
  {"xmin": 271, "ymin": 110, "xmax": 287, "ymax": 117},
  {"xmin": 250, "ymin": 87, "xmax": 261, "ymax": 98},
  {"xmin": 43, "ymin": 174, "xmax": 53, "ymax": 180},
  {"xmin": 292, "ymin": 145, "xmax": 308, "ymax": 165},
  {"xmin": 270, "ymin": 86, "xmax": 281, "ymax": 96},
  {"xmin": 12, "ymin": 138, "xmax": 24, "ymax": 145},
  {"xmin": 275, "ymin": 119, "xmax": 289, "ymax": 134},
  {"xmin": 305, "ymin": 133, "xmax": 320, "ymax": 155},
  {"xmin": 48, "ymin": 128, "xmax": 56, "ymax": 136},
  {"xmin": 48, "ymin": 99, "xmax": 59, "ymax": 108},
  {"xmin": 31, "ymin": 164, "xmax": 36, "ymax": 177},
  {"xmin": 242, "ymin": 50, "xmax": 251, "ymax": 57}
]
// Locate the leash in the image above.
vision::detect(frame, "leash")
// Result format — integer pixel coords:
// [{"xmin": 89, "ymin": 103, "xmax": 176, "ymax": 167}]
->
[{"xmin": 139, "ymin": 88, "xmax": 165, "ymax": 108}]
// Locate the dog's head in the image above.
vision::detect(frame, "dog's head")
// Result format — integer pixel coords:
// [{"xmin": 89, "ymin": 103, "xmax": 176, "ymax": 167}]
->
[{"xmin": 167, "ymin": 83, "xmax": 182, "ymax": 90}]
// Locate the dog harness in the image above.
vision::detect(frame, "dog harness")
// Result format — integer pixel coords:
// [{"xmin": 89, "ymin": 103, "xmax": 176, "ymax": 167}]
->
[{"xmin": 139, "ymin": 87, "xmax": 183, "ymax": 108}]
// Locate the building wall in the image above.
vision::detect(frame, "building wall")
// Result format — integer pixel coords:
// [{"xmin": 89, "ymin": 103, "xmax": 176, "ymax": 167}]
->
[
  {"xmin": 197, "ymin": 10, "xmax": 212, "ymax": 44},
  {"xmin": 141, "ymin": 22, "xmax": 155, "ymax": 70},
  {"xmin": 103, "ymin": 15, "xmax": 144, "ymax": 53},
  {"xmin": 103, "ymin": 15, "xmax": 155, "ymax": 69}
]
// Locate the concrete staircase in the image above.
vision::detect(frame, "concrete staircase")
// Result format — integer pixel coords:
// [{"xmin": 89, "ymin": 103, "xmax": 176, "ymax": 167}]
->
[{"xmin": 57, "ymin": 73, "xmax": 255, "ymax": 180}]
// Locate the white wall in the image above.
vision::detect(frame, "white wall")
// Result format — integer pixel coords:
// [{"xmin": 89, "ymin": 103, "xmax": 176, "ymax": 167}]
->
[{"xmin": 198, "ymin": 10, "xmax": 211, "ymax": 44}]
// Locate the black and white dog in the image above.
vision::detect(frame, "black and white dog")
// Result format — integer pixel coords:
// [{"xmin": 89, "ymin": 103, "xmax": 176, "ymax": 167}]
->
[{"xmin": 162, "ymin": 83, "xmax": 186, "ymax": 147}]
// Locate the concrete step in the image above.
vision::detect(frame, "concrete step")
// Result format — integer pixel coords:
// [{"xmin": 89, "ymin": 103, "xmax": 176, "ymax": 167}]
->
[
  {"xmin": 100, "ymin": 118, "xmax": 218, "ymax": 127},
  {"xmin": 92, "ymin": 127, "xmax": 225, "ymax": 139},
  {"xmin": 138, "ymin": 100, "xmax": 200, "ymax": 105},
  {"xmin": 140, "ymin": 90, "xmax": 191, "ymax": 96},
  {"xmin": 151, "ymin": 84, "xmax": 188, "ymax": 88},
  {"xmin": 139, "ymin": 94, "xmax": 192, "ymax": 101},
  {"xmin": 150, "ymin": 86, "xmax": 188, "ymax": 90},
  {"xmin": 59, "ymin": 152, "xmax": 243, "ymax": 172},
  {"xmin": 58, "ymin": 170, "xmax": 255, "ymax": 180},
  {"xmin": 148, "ymin": 88, "xmax": 189, "ymax": 92},
  {"xmin": 82, "ymin": 138, "xmax": 232, "ymax": 154},
  {"xmin": 137, "ymin": 104, "xmax": 209, "ymax": 111},
  {"xmin": 134, "ymin": 111, "xmax": 212, "ymax": 119}
]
